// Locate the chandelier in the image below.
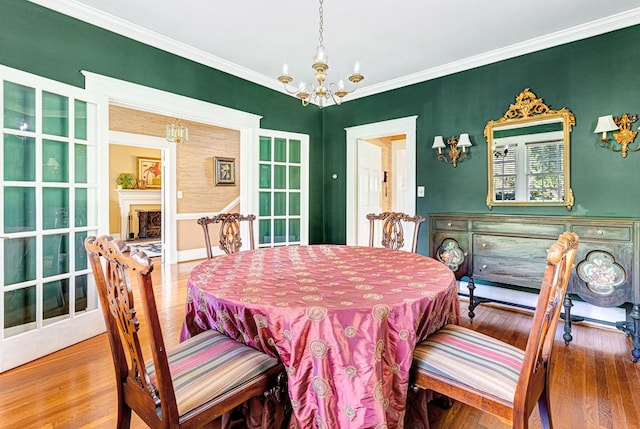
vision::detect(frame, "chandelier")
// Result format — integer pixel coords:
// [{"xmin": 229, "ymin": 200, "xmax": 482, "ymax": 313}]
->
[
  {"xmin": 277, "ymin": 0, "xmax": 364, "ymax": 107},
  {"xmin": 166, "ymin": 118, "xmax": 188, "ymax": 144}
]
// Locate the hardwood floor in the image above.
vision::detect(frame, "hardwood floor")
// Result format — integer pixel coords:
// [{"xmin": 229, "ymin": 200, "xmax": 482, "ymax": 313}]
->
[{"xmin": 0, "ymin": 259, "xmax": 638, "ymax": 429}]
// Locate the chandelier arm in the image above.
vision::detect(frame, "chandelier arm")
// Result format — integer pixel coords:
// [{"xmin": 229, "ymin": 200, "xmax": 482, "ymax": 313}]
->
[{"xmin": 281, "ymin": 82, "xmax": 303, "ymax": 95}]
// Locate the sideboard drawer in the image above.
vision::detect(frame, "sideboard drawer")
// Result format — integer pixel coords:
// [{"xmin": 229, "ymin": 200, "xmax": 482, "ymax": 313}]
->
[
  {"xmin": 473, "ymin": 234, "xmax": 555, "ymax": 260},
  {"xmin": 472, "ymin": 220, "xmax": 565, "ymax": 237},
  {"xmin": 432, "ymin": 218, "xmax": 468, "ymax": 231},
  {"xmin": 473, "ymin": 255, "xmax": 545, "ymax": 289},
  {"xmin": 571, "ymin": 225, "xmax": 631, "ymax": 241}
]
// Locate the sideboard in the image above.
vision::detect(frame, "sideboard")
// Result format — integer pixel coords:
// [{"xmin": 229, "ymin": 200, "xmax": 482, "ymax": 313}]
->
[{"xmin": 429, "ymin": 213, "xmax": 640, "ymax": 362}]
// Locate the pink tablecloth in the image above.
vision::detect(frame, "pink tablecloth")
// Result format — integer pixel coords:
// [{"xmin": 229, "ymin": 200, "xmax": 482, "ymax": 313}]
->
[{"xmin": 181, "ymin": 245, "xmax": 459, "ymax": 429}]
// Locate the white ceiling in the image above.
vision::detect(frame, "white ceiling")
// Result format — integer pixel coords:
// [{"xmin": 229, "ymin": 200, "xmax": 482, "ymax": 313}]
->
[{"xmin": 32, "ymin": 0, "xmax": 640, "ymax": 102}]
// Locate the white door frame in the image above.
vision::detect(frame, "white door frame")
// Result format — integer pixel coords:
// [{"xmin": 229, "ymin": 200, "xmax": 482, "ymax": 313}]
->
[
  {"xmin": 109, "ymin": 131, "xmax": 172, "ymax": 263},
  {"xmin": 345, "ymin": 116, "xmax": 418, "ymax": 246},
  {"xmin": 82, "ymin": 72, "xmax": 262, "ymax": 263}
]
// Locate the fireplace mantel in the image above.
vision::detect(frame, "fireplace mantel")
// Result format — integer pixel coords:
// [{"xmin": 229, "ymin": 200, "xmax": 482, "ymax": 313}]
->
[{"xmin": 116, "ymin": 189, "xmax": 161, "ymax": 239}]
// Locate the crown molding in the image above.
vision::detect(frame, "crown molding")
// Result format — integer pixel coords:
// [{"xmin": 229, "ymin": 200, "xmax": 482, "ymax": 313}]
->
[
  {"xmin": 347, "ymin": 7, "xmax": 640, "ymax": 102},
  {"xmin": 28, "ymin": 0, "xmax": 283, "ymax": 93},
  {"xmin": 28, "ymin": 1, "xmax": 640, "ymax": 105}
]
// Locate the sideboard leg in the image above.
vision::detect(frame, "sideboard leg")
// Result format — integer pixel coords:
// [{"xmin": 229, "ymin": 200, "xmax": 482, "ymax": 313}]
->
[
  {"xmin": 615, "ymin": 304, "xmax": 640, "ymax": 363},
  {"xmin": 562, "ymin": 295, "xmax": 573, "ymax": 345},
  {"xmin": 467, "ymin": 277, "xmax": 476, "ymax": 323},
  {"xmin": 631, "ymin": 304, "xmax": 640, "ymax": 363}
]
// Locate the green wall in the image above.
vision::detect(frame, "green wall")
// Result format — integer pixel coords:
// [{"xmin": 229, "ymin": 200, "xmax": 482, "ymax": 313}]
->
[
  {"xmin": 322, "ymin": 24, "xmax": 640, "ymax": 253},
  {"xmin": 3, "ymin": 1, "xmax": 640, "ymax": 252},
  {"xmin": 0, "ymin": 0, "xmax": 325, "ymax": 243}
]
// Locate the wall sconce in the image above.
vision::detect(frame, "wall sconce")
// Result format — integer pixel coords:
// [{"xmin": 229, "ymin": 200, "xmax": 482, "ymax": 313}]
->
[
  {"xmin": 432, "ymin": 133, "xmax": 472, "ymax": 167},
  {"xmin": 166, "ymin": 118, "xmax": 188, "ymax": 143},
  {"xmin": 594, "ymin": 113, "xmax": 639, "ymax": 158}
]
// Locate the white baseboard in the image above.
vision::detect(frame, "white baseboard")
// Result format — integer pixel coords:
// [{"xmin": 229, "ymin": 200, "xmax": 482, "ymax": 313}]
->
[{"xmin": 458, "ymin": 280, "xmax": 626, "ymax": 325}]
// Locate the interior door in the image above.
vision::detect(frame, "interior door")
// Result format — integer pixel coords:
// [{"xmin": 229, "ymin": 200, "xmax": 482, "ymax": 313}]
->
[
  {"xmin": 0, "ymin": 65, "xmax": 106, "ymax": 371},
  {"xmin": 357, "ymin": 139, "xmax": 383, "ymax": 246}
]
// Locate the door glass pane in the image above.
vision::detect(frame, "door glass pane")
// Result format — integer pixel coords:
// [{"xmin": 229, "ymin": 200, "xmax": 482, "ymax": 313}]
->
[
  {"xmin": 75, "ymin": 231, "xmax": 88, "ymax": 270},
  {"xmin": 4, "ymin": 238, "xmax": 36, "ymax": 285},
  {"xmin": 4, "ymin": 287, "xmax": 36, "ymax": 330},
  {"xmin": 289, "ymin": 192, "xmax": 300, "ymax": 216},
  {"xmin": 75, "ymin": 143, "xmax": 87, "ymax": 183},
  {"xmin": 259, "ymin": 136, "xmax": 271, "ymax": 161},
  {"xmin": 75, "ymin": 274, "xmax": 88, "ymax": 312},
  {"xmin": 259, "ymin": 192, "xmax": 271, "ymax": 216},
  {"xmin": 85, "ymin": 187, "xmax": 98, "ymax": 226},
  {"xmin": 4, "ymin": 82, "xmax": 35, "ymax": 132},
  {"xmin": 42, "ymin": 91, "xmax": 69, "ymax": 137},
  {"xmin": 75, "ymin": 188, "xmax": 87, "ymax": 226},
  {"xmin": 4, "ymin": 187, "xmax": 35, "ymax": 233},
  {"xmin": 274, "ymin": 165, "xmax": 286, "ymax": 189},
  {"xmin": 43, "ymin": 233, "xmax": 68, "ymax": 277},
  {"xmin": 43, "ymin": 279, "xmax": 69, "ymax": 322},
  {"xmin": 274, "ymin": 219, "xmax": 286, "ymax": 243},
  {"xmin": 274, "ymin": 138, "xmax": 286, "ymax": 162},
  {"xmin": 289, "ymin": 139, "xmax": 301, "ymax": 163},
  {"xmin": 289, "ymin": 219, "xmax": 300, "ymax": 242},
  {"xmin": 43, "ymin": 188, "xmax": 69, "ymax": 230},
  {"xmin": 274, "ymin": 192, "xmax": 286, "ymax": 216},
  {"xmin": 75, "ymin": 100, "xmax": 87, "ymax": 140},
  {"xmin": 259, "ymin": 164, "xmax": 271, "ymax": 188},
  {"xmin": 43, "ymin": 139, "xmax": 68, "ymax": 182},
  {"xmin": 259, "ymin": 219, "xmax": 271, "ymax": 245},
  {"xmin": 4, "ymin": 134, "xmax": 35, "ymax": 181},
  {"xmin": 289, "ymin": 166, "xmax": 300, "ymax": 190}
]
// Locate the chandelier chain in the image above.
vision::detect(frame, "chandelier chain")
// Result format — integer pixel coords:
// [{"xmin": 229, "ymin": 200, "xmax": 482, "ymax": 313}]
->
[{"xmin": 318, "ymin": 0, "xmax": 324, "ymax": 46}]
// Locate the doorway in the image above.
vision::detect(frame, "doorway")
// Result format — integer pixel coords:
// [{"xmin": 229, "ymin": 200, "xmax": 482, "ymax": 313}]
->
[
  {"xmin": 345, "ymin": 116, "xmax": 418, "ymax": 247},
  {"xmin": 109, "ymin": 135, "xmax": 167, "ymax": 262}
]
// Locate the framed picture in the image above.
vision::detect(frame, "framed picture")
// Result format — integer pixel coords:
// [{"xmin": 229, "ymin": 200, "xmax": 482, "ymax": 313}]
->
[
  {"xmin": 138, "ymin": 158, "xmax": 162, "ymax": 188},
  {"xmin": 214, "ymin": 157, "xmax": 236, "ymax": 186}
]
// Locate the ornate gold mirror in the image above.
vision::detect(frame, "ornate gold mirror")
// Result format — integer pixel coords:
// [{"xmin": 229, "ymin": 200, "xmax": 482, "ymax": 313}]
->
[{"xmin": 485, "ymin": 88, "xmax": 575, "ymax": 211}]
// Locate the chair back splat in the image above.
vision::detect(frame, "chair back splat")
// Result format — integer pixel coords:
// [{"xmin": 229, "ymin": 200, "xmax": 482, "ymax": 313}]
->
[
  {"xmin": 85, "ymin": 235, "xmax": 286, "ymax": 428},
  {"xmin": 411, "ymin": 231, "xmax": 579, "ymax": 429},
  {"xmin": 198, "ymin": 213, "xmax": 256, "ymax": 258},
  {"xmin": 366, "ymin": 212, "xmax": 425, "ymax": 253}
]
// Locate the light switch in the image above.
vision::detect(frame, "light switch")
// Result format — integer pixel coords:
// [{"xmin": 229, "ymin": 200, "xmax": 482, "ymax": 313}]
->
[
  {"xmin": 417, "ymin": 186, "xmax": 425, "ymax": 197},
  {"xmin": 177, "ymin": 191, "xmax": 183, "ymax": 199}
]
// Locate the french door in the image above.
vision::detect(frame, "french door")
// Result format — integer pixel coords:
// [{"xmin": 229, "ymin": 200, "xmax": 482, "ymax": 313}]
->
[
  {"xmin": 0, "ymin": 66, "xmax": 106, "ymax": 371},
  {"xmin": 252, "ymin": 130, "xmax": 309, "ymax": 247}
]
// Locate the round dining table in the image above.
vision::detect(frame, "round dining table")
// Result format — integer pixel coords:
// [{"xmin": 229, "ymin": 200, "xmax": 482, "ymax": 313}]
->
[{"xmin": 181, "ymin": 245, "xmax": 459, "ymax": 429}]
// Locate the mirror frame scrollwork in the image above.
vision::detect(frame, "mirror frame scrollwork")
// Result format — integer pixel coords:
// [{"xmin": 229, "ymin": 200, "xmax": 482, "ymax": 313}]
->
[{"xmin": 485, "ymin": 88, "xmax": 576, "ymax": 211}]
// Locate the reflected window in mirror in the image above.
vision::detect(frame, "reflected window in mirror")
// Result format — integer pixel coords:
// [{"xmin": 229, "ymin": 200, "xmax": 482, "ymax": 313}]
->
[{"xmin": 485, "ymin": 89, "xmax": 575, "ymax": 210}]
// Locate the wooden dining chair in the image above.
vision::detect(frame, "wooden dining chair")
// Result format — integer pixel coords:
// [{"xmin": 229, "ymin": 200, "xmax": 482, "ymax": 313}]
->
[
  {"xmin": 198, "ymin": 213, "xmax": 256, "ymax": 258},
  {"xmin": 411, "ymin": 231, "xmax": 579, "ymax": 429},
  {"xmin": 366, "ymin": 211, "xmax": 426, "ymax": 253},
  {"xmin": 85, "ymin": 235, "xmax": 286, "ymax": 429}
]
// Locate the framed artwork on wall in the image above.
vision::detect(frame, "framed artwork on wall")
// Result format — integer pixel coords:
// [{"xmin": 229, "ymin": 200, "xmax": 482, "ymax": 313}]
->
[
  {"xmin": 214, "ymin": 157, "xmax": 236, "ymax": 186},
  {"xmin": 138, "ymin": 158, "xmax": 162, "ymax": 188}
]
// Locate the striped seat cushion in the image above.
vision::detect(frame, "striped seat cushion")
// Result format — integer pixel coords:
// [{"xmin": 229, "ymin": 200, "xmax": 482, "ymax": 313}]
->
[
  {"xmin": 413, "ymin": 324, "xmax": 524, "ymax": 403},
  {"xmin": 146, "ymin": 330, "xmax": 280, "ymax": 416}
]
